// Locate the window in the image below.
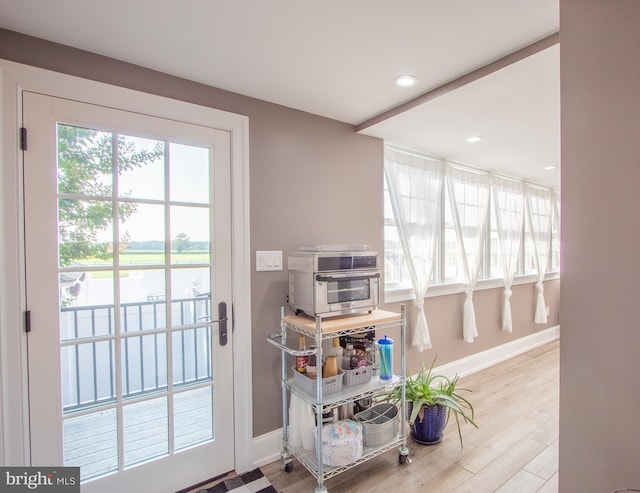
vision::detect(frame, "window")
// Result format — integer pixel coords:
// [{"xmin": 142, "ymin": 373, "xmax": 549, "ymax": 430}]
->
[
  {"xmin": 550, "ymin": 191, "xmax": 561, "ymax": 273},
  {"xmin": 487, "ymin": 192, "xmax": 504, "ymax": 280},
  {"xmin": 522, "ymin": 216, "xmax": 538, "ymax": 276},
  {"xmin": 383, "ymin": 178, "xmax": 412, "ymax": 291},
  {"xmin": 442, "ymin": 184, "xmax": 463, "ymax": 283},
  {"xmin": 384, "ymin": 146, "xmax": 560, "ymax": 299},
  {"xmin": 446, "ymin": 165, "xmax": 491, "ymax": 285}
]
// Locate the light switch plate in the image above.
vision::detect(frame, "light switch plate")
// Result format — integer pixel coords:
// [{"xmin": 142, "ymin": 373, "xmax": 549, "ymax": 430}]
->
[{"xmin": 256, "ymin": 250, "xmax": 283, "ymax": 271}]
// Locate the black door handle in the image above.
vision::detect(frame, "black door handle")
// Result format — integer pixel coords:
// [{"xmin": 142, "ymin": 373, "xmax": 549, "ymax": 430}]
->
[{"xmin": 217, "ymin": 301, "xmax": 228, "ymax": 346}]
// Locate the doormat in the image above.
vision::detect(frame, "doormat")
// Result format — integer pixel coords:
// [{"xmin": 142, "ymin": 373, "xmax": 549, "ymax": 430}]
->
[{"xmin": 198, "ymin": 468, "xmax": 277, "ymax": 493}]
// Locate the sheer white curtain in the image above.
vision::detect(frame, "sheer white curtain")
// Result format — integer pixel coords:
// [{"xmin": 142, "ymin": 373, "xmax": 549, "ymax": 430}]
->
[
  {"xmin": 446, "ymin": 165, "xmax": 490, "ymax": 343},
  {"xmin": 551, "ymin": 190, "xmax": 561, "ymax": 272},
  {"xmin": 384, "ymin": 148, "xmax": 443, "ymax": 351},
  {"xmin": 526, "ymin": 185, "xmax": 553, "ymax": 323},
  {"xmin": 492, "ymin": 176, "xmax": 525, "ymax": 332}
]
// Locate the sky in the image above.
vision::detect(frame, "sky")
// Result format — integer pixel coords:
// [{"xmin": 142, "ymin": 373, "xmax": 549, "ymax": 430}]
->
[{"xmin": 89, "ymin": 136, "xmax": 213, "ymax": 244}]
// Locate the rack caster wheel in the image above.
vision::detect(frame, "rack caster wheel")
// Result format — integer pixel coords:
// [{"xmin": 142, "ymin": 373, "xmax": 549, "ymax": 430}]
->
[
  {"xmin": 284, "ymin": 461, "xmax": 293, "ymax": 473},
  {"xmin": 399, "ymin": 454, "xmax": 408, "ymax": 465}
]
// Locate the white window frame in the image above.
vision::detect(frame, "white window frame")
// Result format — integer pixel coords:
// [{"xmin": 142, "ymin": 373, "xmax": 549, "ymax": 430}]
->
[{"xmin": 383, "ymin": 148, "xmax": 560, "ymax": 304}]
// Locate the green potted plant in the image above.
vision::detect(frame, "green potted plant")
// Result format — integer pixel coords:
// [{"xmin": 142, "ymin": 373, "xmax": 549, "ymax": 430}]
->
[{"xmin": 385, "ymin": 358, "xmax": 478, "ymax": 447}]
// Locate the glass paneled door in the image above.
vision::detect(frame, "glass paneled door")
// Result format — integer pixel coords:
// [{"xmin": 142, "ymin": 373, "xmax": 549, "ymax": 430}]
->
[{"xmin": 23, "ymin": 92, "xmax": 234, "ymax": 493}]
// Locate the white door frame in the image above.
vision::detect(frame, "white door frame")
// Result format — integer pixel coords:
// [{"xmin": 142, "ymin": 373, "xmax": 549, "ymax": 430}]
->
[{"xmin": 0, "ymin": 59, "xmax": 253, "ymax": 473}]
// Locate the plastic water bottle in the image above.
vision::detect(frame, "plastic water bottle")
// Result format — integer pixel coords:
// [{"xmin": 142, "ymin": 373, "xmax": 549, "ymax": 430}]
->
[{"xmin": 377, "ymin": 335, "xmax": 393, "ymax": 380}]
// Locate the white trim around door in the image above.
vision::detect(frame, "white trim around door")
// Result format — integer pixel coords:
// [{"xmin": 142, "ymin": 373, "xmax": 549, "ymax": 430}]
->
[{"xmin": 0, "ymin": 59, "xmax": 253, "ymax": 474}]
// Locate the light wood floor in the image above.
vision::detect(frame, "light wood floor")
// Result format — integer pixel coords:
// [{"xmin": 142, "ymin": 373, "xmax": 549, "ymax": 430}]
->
[{"xmin": 262, "ymin": 340, "xmax": 559, "ymax": 493}]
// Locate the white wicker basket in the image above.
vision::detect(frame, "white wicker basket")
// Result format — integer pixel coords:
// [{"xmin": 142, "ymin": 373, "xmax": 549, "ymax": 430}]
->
[
  {"xmin": 292, "ymin": 367, "xmax": 344, "ymax": 396},
  {"xmin": 342, "ymin": 361, "xmax": 373, "ymax": 386}
]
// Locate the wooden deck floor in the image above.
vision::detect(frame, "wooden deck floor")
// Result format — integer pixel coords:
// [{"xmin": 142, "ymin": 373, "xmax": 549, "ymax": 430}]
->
[
  {"xmin": 64, "ymin": 386, "xmax": 213, "ymax": 481},
  {"xmin": 260, "ymin": 341, "xmax": 560, "ymax": 493}
]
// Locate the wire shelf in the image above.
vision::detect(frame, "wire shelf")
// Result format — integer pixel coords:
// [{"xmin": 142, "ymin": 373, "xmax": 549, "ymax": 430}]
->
[{"xmin": 290, "ymin": 436, "xmax": 404, "ymax": 481}]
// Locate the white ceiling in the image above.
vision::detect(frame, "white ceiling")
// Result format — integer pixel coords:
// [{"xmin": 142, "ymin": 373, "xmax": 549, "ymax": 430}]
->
[{"xmin": 0, "ymin": 0, "xmax": 560, "ymax": 187}]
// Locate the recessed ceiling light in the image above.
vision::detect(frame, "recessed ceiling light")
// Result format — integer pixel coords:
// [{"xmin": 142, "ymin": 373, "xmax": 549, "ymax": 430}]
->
[
  {"xmin": 466, "ymin": 136, "xmax": 482, "ymax": 143},
  {"xmin": 394, "ymin": 75, "xmax": 418, "ymax": 87},
  {"xmin": 544, "ymin": 165, "xmax": 557, "ymax": 170}
]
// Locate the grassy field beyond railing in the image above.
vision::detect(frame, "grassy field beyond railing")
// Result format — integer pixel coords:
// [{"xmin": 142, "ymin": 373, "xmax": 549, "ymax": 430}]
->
[{"xmin": 70, "ymin": 250, "xmax": 211, "ymax": 267}]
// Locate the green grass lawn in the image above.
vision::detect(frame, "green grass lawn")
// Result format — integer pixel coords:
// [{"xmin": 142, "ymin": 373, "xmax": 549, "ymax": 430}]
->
[
  {"xmin": 121, "ymin": 250, "xmax": 210, "ymax": 264},
  {"xmin": 71, "ymin": 250, "xmax": 210, "ymax": 267}
]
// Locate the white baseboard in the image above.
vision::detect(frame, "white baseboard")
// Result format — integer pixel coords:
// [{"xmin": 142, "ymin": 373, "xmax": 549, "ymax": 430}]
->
[
  {"xmin": 433, "ymin": 325, "xmax": 560, "ymax": 380},
  {"xmin": 252, "ymin": 428, "xmax": 284, "ymax": 468},
  {"xmin": 250, "ymin": 325, "xmax": 560, "ymax": 469}
]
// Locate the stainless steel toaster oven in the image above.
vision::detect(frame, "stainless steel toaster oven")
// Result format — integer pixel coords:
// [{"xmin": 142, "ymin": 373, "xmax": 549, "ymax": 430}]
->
[{"xmin": 287, "ymin": 250, "xmax": 380, "ymax": 317}]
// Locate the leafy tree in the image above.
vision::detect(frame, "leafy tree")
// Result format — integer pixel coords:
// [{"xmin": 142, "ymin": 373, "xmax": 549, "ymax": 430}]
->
[
  {"xmin": 172, "ymin": 233, "xmax": 191, "ymax": 253},
  {"xmin": 57, "ymin": 125, "xmax": 164, "ymax": 266}
]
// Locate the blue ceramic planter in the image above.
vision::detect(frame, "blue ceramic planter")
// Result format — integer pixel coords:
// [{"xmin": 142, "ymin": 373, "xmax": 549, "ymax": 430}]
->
[{"xmin": 408, "ymin": 403, "xmax": 447, "ymax": 445}]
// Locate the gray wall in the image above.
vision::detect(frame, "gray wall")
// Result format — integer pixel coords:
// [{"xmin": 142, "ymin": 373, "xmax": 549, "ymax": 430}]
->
[
  {"xmin": 559, "ymin": 1, "xmax": 640, "ymax": 491},
  {"xmin": 0, "ymin": 28, "xmax": 559, "ymax": 439}
]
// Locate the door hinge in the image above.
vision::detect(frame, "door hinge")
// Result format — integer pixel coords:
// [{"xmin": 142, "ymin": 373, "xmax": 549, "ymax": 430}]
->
[
  {"xmin": 25, "ymin": 310, "xmax": 31, "ymax": 333},
  {"xmin": 20, "ymin": 127, "xmax": 27, "ymax": 151}
]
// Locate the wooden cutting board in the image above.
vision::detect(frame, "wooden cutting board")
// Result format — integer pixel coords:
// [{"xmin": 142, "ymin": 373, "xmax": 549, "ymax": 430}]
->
[{"xmin": 283, "ymin": 309, "xmax": 401, "ymax": 333}]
